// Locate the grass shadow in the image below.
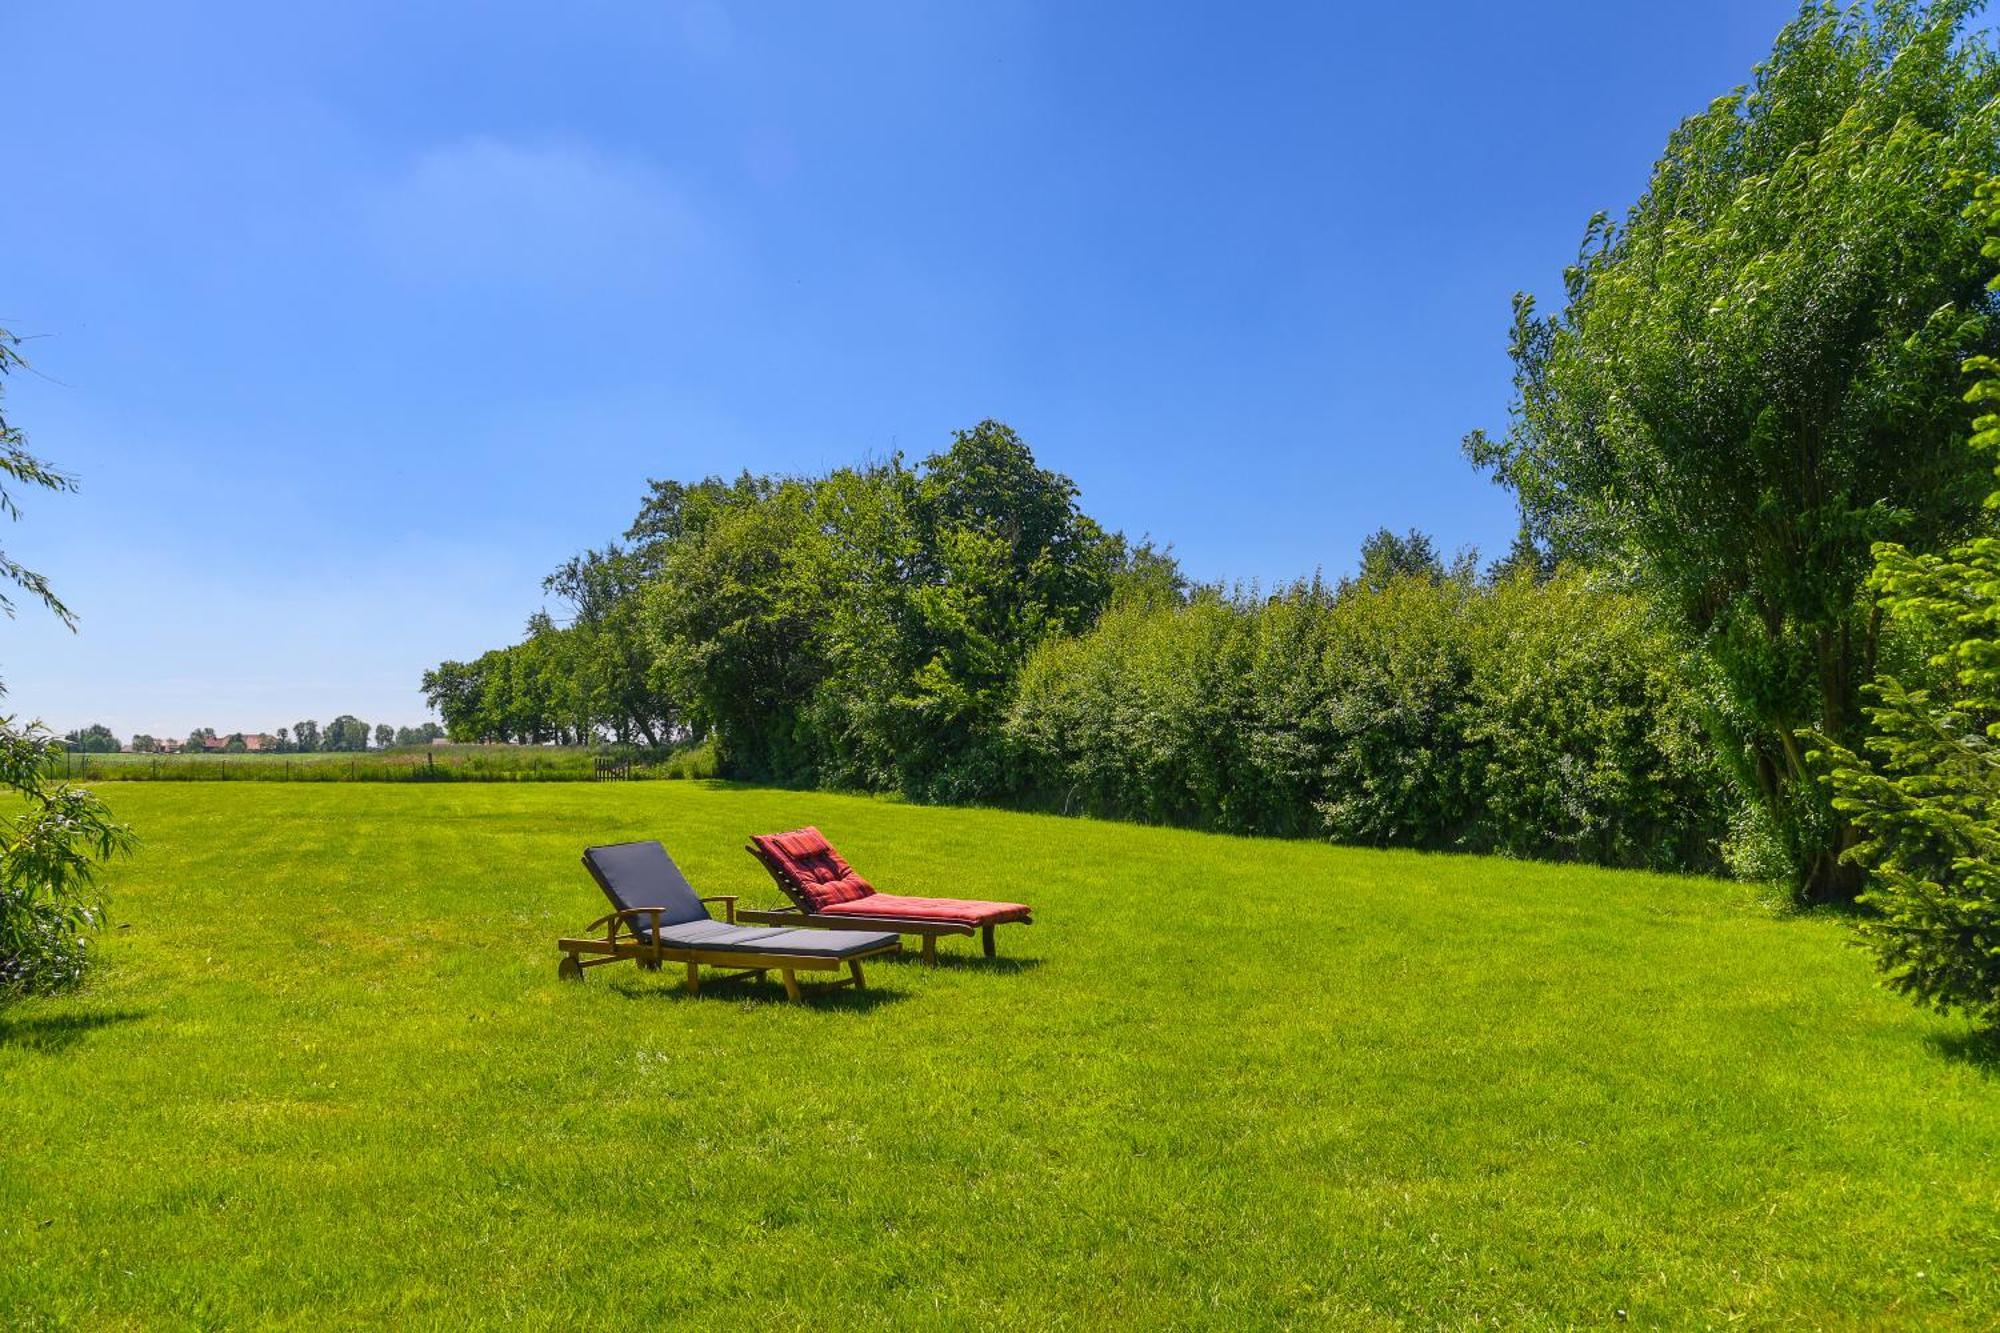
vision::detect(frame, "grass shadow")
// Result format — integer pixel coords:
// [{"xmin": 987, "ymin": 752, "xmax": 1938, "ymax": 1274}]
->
[
  {"xmin": 1926, "ymin": 1026, "xmax": 2000, "ymax": 1076},
  {"xmin": 605, "ymin": 973, "xmax": 910, "ymax": 1010},
  {"xmin": 0, "ymin": 1008, "xmax": 147, "ymax": 1053}
]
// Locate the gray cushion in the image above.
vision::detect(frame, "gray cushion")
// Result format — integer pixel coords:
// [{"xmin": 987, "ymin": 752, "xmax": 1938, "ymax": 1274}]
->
[
  {"xmin": 653, "ymin": 919, "xmax": 899, "ymax": 959},
  {"xmin": 582, "ymin": 840, "xmax": 710, "ymax": 928}
]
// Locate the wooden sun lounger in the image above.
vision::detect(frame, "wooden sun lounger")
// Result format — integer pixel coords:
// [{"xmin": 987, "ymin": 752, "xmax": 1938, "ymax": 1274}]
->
[
  {"xmin": 742, "ymin": 828, "xmax": 1034, "ymax": 966},
  {"xmin": 558, "ymin": 840, "xmax": 900, "ymax": 1002}
]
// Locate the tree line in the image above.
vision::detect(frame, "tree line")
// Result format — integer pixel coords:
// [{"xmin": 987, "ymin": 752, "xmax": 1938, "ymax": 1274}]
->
[
  {"xmin": 67, "ymin": 720, "xmax": 447, "ymax": 753},
  {"xmin": 428, "ymin": 416, "xmax": 1723, "ymax": 859},
  {"xmin": 425, "ymin": 420, "xmax": 1172, "ymax": 798}
]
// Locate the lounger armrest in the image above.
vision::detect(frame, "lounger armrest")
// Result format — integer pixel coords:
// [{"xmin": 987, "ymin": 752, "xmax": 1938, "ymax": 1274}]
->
[
  {"xmin": 697, "ymin": 894, "xmax": 738, "ymax": 924},
  {"xmin": 584, "ymin": 906, "xmax": 665, "ymax": 942}
]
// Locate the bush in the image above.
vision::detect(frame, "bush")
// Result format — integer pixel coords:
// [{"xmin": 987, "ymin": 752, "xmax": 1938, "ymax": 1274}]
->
[
  {"xmin": 1464, "ymin": 572, "xmax": 1724, "ymax": 869},
  {"xmin": 0, "ymin": 719, "xmax": 135, "ymax": 996},
  {"xmin": 1008, "ymin": 568, "xmax": 1729, "ymax": 871}
]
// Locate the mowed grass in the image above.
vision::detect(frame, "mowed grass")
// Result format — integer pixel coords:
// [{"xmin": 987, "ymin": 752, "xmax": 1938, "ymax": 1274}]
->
[{"xmin": 2, "ymin": 784, "xmax": 1997, "ymax": 1327}]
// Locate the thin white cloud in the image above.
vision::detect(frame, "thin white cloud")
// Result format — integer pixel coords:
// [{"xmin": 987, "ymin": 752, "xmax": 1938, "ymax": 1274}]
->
[{"xmin": 360, "ymin": 136, "xmax": 702, "ymax": 289}]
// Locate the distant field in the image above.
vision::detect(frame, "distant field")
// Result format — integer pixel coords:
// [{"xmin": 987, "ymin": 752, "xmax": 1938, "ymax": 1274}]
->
[
  {"xmin": 3, "ymin": 781, "xmax": 1996, "ymax": 1326},
  {"xmin": 61, "ymin": 742, "xmax": 716, "ymax": 782}
]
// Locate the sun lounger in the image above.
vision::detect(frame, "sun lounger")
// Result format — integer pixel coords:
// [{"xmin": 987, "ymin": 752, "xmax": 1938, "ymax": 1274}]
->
[
  {"xmin": 739, "ymin": 826, "xmax": 1033, "ymax": 965},
  {"xmin": 557, "ymin": 839, "xmax": 900, "ymax": 1001}
]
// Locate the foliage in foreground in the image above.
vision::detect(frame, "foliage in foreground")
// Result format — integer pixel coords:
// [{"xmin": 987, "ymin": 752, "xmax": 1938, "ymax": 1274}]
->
[
  {"xmin": 0, "ymin": 326, "xmax": 133, "ymax": 998},
  {"xmin": 0, "ymin": 721, "xmax": 134, "ymax": 995},
  {"xmin": 1816, "ymin": 179, "xmax": 2000, "ymax": 1028},
  {"xmin": 1009, "ymin": 566, "xmax": 1727, "ymax": 870},
  {"xmin": 1467, "ymin": 0, "xmax": 2000, "ymax": 901}
]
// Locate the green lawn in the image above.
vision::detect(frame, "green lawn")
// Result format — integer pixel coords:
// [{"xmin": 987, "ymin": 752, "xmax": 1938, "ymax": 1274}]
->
[{"xmin": 3, "ymin": 783, "xmax": 1996, "ymax": 1327}]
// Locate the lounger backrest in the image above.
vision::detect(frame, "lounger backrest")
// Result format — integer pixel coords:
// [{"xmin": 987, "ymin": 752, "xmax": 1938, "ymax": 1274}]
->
[
  {"xmin": 581, "ymin": 840, "xmax": 712, "ymax": 929},
  {"xmin": 746, "ymin": 827, "xmax": 875, "ymax": 911}
]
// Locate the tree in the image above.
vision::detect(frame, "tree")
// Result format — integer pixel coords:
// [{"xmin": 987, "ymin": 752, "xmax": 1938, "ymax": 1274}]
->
[
  {"xmin": 374, "ymin": 723, "xmax": 394, "ymax": 750},
  {"xmin": 879, "ymin": 420, "xmax": 1127, "ymax": 798},
  {"xmin": 545, "ymin": 545, "xmax": 676, "ymax": 746},
  {"xmin": 1351, "ymin": 528, "xmax": 1444, "ymax": 593},
  {"xmin": 1817, "ymin": 178, "xmax": 2000, "ymax": 1030},
  {"xmin": 63, "ymin": 723, "xmax": 119, "ymax": 753},
  {"xmin": 184, "ymin": 727, "xmax": 216, "ymax": 753},
  {"xmin": 0, "ymin": 334, "xmax": 77, "ymax": 628},
  {"xmin": 322, "ymin": 715, "xmax": 370, "ymax": 752},
  {"xmin": 1465, "ymin": 1, "xmax": 2000, "ymax": 902},
  {"xmin": 625, "ymin": 472, "xmax": 774, "ymax": 561},
  {"xmin": 1483, "ymin": 525, "xmax": 1556, "ymax": 587},
  {"xmin": 645, "ymin": 475, "xmax": 837, "ymax": 781},
  {"xmin": 130, "ymin": 734, "xmax": 159, "ymax": 754},
  {"xmin": 0, "ymin": 326, "xmax": 133, "ymax": 997},
  {"xmin": 1108, "ymin": 539, "xmax": 1188, "ymax": 611},
  {"xmin": 292, "ymin": 719, "xmax": 320, "ymax": 753},
  {"xmin": 222, "ymin": 733, "xmax": 247, "ymax": 753},
  {"xmin": 274, "ymin": 726, "xmax": 290, "ymax": 751}
]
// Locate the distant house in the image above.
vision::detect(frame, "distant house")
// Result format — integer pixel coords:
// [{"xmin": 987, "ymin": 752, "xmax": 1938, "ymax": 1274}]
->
[{"xmin": 198, "ymin": 732, "xmax": 275, "ymax": 753}]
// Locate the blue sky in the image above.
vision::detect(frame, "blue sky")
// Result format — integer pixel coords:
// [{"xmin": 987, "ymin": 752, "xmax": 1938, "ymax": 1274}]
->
[{"xmin": 7, "ymin": 0, "xmax": 1802, "ymax": 738}]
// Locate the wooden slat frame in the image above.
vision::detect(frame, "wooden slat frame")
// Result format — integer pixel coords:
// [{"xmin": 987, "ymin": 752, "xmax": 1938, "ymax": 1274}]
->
[{"xmin": 558, "ymin": 861, "xmax": 899, "ymax": 1001}]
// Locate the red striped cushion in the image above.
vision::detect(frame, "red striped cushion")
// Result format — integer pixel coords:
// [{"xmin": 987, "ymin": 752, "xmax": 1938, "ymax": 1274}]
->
[
  {"xmin": 819, "ymin": 893, "xmax": 1032, "ymax": 927},
  {"xmin": 751, "ymin": 827, "xmax": 875, "ymax": 910}
]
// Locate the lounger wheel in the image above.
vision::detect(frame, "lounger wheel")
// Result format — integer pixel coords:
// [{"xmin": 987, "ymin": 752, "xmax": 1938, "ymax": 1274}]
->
[{"xmin": 557, "ymin": 954, "xmax": 584, "ymax": 982}]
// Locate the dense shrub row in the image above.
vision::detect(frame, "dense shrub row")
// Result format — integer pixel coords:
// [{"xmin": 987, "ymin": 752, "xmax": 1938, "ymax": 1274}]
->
[{"xmin": 1008, "ymin": 569, "xmax": 1729, "ymax": 872}]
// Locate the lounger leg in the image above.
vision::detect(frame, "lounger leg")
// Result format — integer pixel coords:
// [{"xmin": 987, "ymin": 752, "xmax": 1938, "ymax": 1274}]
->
[
  {"xmin": 684, "ymin": 961, "xmax": 700, "ymax": 996},
  {"xmin": 921, "ymin": 935, "xmax": 937, "ymax": 967},
  {"xmin": 780, "ymin": 969, "xmax": 802, "ymax": 1003},
  {"xmin": 981, "ymin": 924, "xmax": 996, "ymax": 958},
  {"xmin": 849, "ymin": 959, "xmax": 866, "ymax": 990}
]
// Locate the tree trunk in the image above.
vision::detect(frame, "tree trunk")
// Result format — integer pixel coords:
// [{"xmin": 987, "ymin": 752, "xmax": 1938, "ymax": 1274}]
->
[{"xmin": 1799, "ymin": 839, "xmax": 1865, "ymax": 905}]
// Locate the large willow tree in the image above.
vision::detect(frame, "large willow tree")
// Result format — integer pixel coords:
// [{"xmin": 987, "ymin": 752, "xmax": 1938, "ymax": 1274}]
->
[{"xmin": 1467, "ymin": 1, "xmax": 2000, "ymax": 902}]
